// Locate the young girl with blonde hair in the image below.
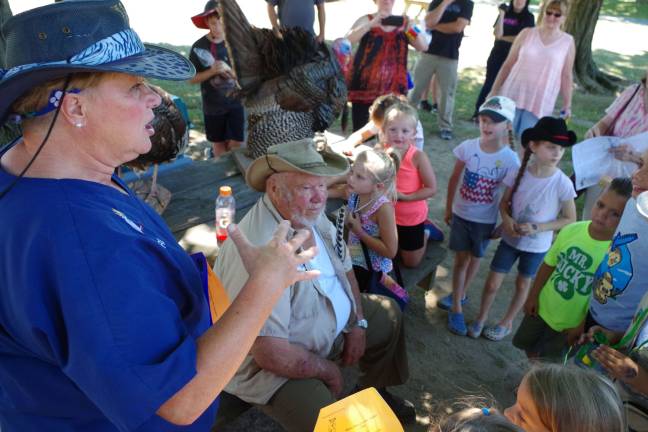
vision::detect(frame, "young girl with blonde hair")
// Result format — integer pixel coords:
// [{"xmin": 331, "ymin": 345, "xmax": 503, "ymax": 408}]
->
[
  {"xmin": 381, "ymin": 103, "xmax": 438, "ymax": 267},
  {"xmin": 346, "ymin": 148, "xmax": 407, "ymax": 301}
]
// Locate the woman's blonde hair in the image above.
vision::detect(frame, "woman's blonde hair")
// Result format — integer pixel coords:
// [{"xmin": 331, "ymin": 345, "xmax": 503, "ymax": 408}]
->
[
  {"xmin": 354, "ymin": 148, "xmax": 400, "ymax": 201},
  {"xmin": 382, "ymin": 102, "xmax": 419, "ymax": 132},
  {"xmin": 525, "ymin": 364, "xmax": 625, "ymax": 432},
  {"xmin": 11, "ymin": 72, "xmax": 111, "ymax": 126},
  {"xmin": 436, "ymin": 407, "xmax": 524, "ymax": 432}
]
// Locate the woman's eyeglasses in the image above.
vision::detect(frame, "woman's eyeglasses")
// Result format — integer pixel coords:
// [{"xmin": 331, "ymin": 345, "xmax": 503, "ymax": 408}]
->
[{"xmin": 545, "ymin": 10, "xmax": 562, "ymax": 18}]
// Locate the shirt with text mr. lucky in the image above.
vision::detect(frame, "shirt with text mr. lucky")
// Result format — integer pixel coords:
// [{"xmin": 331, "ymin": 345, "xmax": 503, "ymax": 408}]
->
[{"xmin": 538, "ymin": 221, "xmax": 611, "ymax": 331}]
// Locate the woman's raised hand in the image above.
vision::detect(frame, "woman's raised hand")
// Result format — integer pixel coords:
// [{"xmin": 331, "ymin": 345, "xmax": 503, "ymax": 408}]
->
[{"xmin": 228, "ymin": 221, "xmax": 320, "ymax": 291}]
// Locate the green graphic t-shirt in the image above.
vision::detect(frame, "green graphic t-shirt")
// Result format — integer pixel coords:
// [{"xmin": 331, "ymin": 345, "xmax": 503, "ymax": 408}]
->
[{"xmin": 538, "ymin": 221, "xmax": 612, "ymax": 331}]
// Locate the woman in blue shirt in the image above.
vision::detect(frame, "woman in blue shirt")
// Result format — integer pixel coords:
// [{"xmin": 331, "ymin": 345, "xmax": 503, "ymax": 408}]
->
[{"xmin": 0, "ymin": 1, "xmax": 317, "ymax": 431}]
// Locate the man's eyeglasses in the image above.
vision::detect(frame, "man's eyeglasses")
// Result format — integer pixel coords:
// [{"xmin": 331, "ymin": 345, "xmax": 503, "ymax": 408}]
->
[{"xmin": 545, "ymin": 10, "xmax": 562, "ymax": 18}]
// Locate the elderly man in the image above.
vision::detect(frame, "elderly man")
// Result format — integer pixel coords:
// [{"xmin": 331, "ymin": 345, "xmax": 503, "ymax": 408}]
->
[{"xmin": 214, "ymin": 139, "xmax": 413, "ymax": 431}]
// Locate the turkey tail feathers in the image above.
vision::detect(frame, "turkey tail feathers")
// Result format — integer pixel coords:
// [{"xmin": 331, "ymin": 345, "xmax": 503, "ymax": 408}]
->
[{"xmin": 220, "ymin": 0, "xmax": 263, "ymax": 95}]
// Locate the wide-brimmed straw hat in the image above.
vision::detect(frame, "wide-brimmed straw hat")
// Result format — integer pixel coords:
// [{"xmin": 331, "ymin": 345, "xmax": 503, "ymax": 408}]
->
[
  {"xmin": 246, "ymin": 139, "xmax": 350, "ymax": 192},
  {"xmin": 0, "ymin": 0, "xmax": 195, "ymax": 125},
  {"xmin": 191, "ymin": 0, "xmax": 220, "ymax": 29},
  {"xmin": 521, "ymin": 116, "xmax": 577, "ymax": 148}
]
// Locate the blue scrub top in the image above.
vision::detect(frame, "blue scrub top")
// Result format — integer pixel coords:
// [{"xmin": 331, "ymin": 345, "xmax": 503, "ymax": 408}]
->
[{"xmin": 0, "ymin": 166, "xmax": 218, "ymax": 431}]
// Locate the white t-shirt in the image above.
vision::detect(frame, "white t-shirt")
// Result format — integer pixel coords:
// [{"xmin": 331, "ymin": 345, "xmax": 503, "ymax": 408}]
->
[
  {"xmin": 311, "ymin": 230, "xmax": 352, "ymax": 336},
  {"xmin": 452, "ymin": 138, "xmax": 520, "ymax": 224},
  {"xmin": 371, "ymin": 120, "xmax": 425, "ymax": 150},
  {"xmin": 502, "ymin": 167, "xmax": 576, "ymax": 253}
]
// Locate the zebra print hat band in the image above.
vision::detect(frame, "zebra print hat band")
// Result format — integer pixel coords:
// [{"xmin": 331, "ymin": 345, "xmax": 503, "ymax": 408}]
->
[{"xmin": 0, "ymin": 0, "xmax": 195, "ymax": 125}]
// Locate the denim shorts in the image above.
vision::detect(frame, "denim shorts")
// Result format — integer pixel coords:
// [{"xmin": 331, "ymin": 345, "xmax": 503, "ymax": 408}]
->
[
  {"xmin": 448, "ymin": 214, "xmax": 495, "ymax": 258},
  {"xmin": 490, "ymin": 240, "xmax": 546, "ymax": 278}
]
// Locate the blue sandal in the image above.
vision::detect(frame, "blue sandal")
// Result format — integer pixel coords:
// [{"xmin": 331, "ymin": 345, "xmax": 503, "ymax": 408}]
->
[
  {"xmin": 447, "ymin": 312, "xmax": 467, "ymax": 336},
  {"xmin": 437, "ymin": 293, "xmax": 468, "ymax": 311}
]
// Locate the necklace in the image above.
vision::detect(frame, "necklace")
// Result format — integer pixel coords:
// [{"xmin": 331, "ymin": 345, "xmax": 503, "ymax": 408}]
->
[{"xmin": 353, "ymin": 194, "xmax": 379, "ymax": 216}]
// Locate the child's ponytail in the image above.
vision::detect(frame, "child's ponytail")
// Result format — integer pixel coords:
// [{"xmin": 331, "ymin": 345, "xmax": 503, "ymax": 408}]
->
[
  {"xmin": 508, "ymin": 127, "xmax": 516, "ymax": 151},
  {"xmin": 381, "ymin": 148, "xmax": 400, "ymax": 202},
  {"xmin": 506, "ymin": 146, "xmax": 532, "ymax": 215},
  {"xmin": 355, "ymin": 148, "xmax": 400, "ymax": 201}
]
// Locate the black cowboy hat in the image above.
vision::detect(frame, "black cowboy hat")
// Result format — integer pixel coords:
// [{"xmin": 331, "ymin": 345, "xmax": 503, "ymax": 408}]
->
[
  {"xmin": 521, "ymin": 116, "xmax": 577, "ymax": 148},
  {"xmin": 0, "ymin": 0, "xmax": 195, "ymax": 125}
]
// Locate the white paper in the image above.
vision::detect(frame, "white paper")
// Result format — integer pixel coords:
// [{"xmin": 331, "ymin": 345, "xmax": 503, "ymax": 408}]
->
[{"xmin": 572, "ymin": 132, "xmax": 648, "ymax": 190}]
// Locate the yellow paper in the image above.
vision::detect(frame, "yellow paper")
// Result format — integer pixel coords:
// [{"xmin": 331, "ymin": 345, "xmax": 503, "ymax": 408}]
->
[
  {"xmin": 206, "ymin": 265, "xmax": 230, "ymax": 323},
  {"xmin": 314, "ymin": 387, "xmax": 404, "ymax": 432}
]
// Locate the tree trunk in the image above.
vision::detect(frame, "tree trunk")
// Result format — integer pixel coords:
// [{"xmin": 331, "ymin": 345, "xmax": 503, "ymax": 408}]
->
[{"xmin": 563, "ymin": 0, "xmax": 621, "ymax": 93}]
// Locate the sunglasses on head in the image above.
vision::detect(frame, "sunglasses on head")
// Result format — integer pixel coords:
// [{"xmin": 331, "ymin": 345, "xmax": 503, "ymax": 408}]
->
[{"xmin": 545, "ymin": 10, "xmax": 562, "ymax": 17}]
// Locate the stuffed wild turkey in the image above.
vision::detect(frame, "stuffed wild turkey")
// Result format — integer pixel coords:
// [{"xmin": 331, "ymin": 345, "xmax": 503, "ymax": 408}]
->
[
  {"xmin": 125, "ymin": 84, "xmax": 188, "ymax": 213},
  {"xmin": 219, "ymin": 0, "xmax": 347, "ymax": 158},
  {"xmin": 127, "ymin": 85, "xmax": 188, "ymax": 170}
]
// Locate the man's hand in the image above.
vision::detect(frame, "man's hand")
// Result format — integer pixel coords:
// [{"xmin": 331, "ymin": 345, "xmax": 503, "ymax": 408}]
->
[
  {"xmin": 592, "ymin": 345, "xmax": 639, "ymax": 382},
  {"xmin": 342, "ymin": 327, "xmax": 366, "ymax": 366},
  {"xmin": 317, "ymin": 358, "xmax": 344, "ymax": 397},
  {"xmin": 229, "ymin": 221, "xmax": 320, "ymax": 293}
]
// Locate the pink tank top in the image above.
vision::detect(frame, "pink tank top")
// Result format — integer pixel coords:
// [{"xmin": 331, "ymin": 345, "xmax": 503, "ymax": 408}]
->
[
  {"xmin": 501, "ymin": 28, "xmax": 573, "ymax": 118},
  {"xmin": 395, "ymin": 145, "xmax": 428, "ymax": 226}
]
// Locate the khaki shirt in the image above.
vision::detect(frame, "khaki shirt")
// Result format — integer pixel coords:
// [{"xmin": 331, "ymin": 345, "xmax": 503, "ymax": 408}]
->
[{"xmin": 213, "ymin": 195, "xmax": 356, "ymax": 404}]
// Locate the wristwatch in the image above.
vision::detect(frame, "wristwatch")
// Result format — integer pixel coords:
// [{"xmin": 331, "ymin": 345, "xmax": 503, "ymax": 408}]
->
[{"xmin": 355, "ymin": 318, "xmax": 368, "ymax": 329}]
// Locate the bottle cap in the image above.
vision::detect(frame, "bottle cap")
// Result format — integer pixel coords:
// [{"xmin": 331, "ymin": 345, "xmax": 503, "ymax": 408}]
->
[{"xmin": 219, "ymin": 185, "xmax": 232, "ymax": 196}]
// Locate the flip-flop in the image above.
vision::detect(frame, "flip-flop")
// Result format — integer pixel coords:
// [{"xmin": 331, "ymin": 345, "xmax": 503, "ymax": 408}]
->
[
  {"xmin": 483, "ymin": 325, "xmax": 512, "ymax": 341},
  {"xmin": 436, "ymin": 293, "xmax": 468, "ymax": 311},
  {"xmin": 447, "ymin": 312, "xmax": 467, "ymax": 336}
]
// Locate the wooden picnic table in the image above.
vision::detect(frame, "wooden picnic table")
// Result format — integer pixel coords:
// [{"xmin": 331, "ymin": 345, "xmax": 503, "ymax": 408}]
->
[{"xmin": 158, "ymin": 153, "xmax": 260, "ymax": 241}]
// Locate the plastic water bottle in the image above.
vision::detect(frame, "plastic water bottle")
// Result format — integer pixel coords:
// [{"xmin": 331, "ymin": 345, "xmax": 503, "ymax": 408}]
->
[{"xmin": 215, "ymin": 186, "xmax": 235, "ymax": 245}]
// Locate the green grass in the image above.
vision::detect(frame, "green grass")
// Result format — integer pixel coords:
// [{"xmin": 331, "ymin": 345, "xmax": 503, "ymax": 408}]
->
[
  {"xmin": 151, "ymin": 42, "xmax": 647, "ymax": 158},
  {"xmin": 601, "ymin": 0, "xmax": 648, "ymax": 20}
]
